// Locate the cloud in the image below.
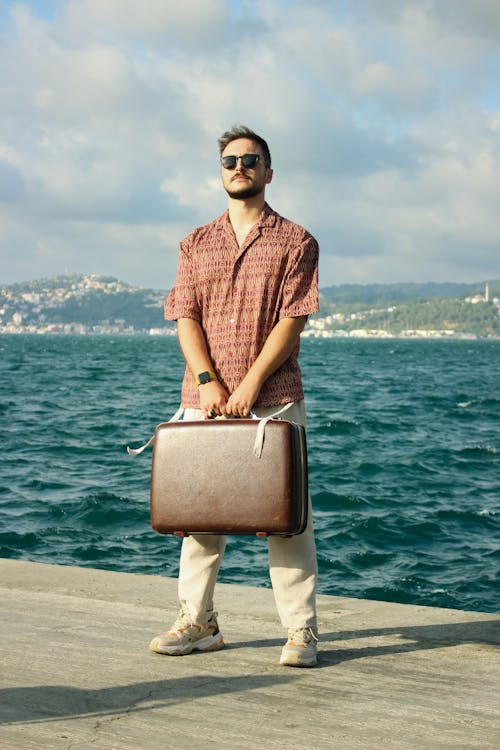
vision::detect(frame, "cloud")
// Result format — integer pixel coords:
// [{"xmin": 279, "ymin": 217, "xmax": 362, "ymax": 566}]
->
[
  {"xmin": 0, "ymin": 0, "xmax": 499, "ymax": 288},
  {"xmin": 0, "ymin": 158, "xmax": 25, "ymax": 201},
  {"xmin": 58, "ymin": 0, "xmax": 232, "ymax": 51}
]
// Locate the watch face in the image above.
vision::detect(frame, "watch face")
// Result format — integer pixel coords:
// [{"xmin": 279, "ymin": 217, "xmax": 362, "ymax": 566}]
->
[{"xmin": 198, "ymin": 371, "xmax": 211, "ymax": 384}]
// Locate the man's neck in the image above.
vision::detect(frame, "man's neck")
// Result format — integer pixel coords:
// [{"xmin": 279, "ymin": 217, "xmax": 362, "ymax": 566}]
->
[{"xmin": 227, "ymin": 195, "xmax": 266, "ymax": 228}]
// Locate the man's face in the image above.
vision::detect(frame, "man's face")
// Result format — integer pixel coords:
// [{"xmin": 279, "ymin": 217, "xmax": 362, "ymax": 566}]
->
[{"xmin": 220, "ymin": 138, "xmax": 273, "ymax": 200}]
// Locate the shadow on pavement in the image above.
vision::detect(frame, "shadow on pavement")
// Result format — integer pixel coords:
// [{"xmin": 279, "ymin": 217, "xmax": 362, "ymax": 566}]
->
[{"xmin": 0, "ymin": 671, "xmax": 299, "ymax": 725}]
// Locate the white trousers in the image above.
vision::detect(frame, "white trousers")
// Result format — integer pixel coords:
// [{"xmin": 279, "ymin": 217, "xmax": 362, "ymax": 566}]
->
[{"xmin": 177, "ymin": 401, "xmax": 318, "ymax": 629}]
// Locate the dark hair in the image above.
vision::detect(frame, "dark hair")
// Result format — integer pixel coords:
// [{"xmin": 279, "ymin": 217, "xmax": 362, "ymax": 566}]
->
[{"xmin": 218, "ymin": 125, "xmax": 272, "ymax": 168}]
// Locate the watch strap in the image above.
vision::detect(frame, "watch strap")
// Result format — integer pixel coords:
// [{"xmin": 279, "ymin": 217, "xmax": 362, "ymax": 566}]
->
[{"xmin": 195, "ymin": 370, "xmax": 218, "ymax": 386}]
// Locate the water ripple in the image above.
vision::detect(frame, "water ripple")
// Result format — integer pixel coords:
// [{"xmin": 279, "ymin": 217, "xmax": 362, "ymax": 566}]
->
[{"xmin": 1, "ymin": 335, "xmax": 499, "ymax": 612}]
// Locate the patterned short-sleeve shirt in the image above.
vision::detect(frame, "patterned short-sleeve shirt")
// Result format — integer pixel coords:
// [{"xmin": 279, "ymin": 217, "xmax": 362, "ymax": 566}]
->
[{"xmin": 164, "ymin": 203, "xmax": 319, "ymax": 408}]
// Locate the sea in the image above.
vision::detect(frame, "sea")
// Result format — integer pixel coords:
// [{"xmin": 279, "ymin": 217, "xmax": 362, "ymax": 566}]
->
[{"xmin": 1, "ymin": 334, "xmax": 499, "ymax": 614}]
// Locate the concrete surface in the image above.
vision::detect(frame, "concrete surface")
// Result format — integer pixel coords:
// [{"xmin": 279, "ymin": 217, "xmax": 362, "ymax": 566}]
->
[{"xmin": 0, "ymin": 558, "xmax": 499, "ymax": 750}]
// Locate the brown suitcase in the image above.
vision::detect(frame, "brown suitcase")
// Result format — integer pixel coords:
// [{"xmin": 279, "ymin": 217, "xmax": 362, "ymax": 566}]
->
[{"xmin": 149, "ymin": 418, "xmax": 308, "ymax": 537}]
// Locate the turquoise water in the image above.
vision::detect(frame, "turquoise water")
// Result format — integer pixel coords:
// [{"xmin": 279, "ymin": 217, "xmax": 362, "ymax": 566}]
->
[{"xmin": 1, "ymin": 335, "xmax": 499, "ymax": 612}]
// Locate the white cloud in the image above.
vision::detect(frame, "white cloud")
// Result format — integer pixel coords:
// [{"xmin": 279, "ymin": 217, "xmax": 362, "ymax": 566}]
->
[
  {"xmin": 59, "ymin": 0, "xmax": 231, "ymax": 50},
  {"xmin": 0, "ymin": 0, "xmax": 499, "ymax": 288}
]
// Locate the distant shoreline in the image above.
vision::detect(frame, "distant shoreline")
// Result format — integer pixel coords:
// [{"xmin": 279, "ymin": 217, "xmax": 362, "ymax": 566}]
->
[
  {"xmin": 2, "ymin": 328, "xmax": 499, "ymax": 341},
  {"xmin": 2, "ymin": 274, "xmax": 499, "ymax": 339}
]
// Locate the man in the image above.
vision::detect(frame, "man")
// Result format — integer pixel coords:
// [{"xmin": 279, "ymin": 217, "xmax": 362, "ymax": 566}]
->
[{"xmin": 150, "ymin": 125, "xmax": 319, "ymax": 667}]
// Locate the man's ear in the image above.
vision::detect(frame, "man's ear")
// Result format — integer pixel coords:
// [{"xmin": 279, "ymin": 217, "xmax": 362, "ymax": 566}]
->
[{"xmin": 265, "ymin": 168, "xmax": 273, "ymax": 185}]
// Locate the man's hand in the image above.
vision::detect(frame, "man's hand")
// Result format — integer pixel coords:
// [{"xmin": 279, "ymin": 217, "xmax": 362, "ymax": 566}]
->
[
  {"xmin": 176, "ymin": 318, "xmax": 230, "ymax": 418},
  {"xmin": 199, "ymin": 380, "xmax": 230, "ymax": 419},
  {"xmin": 224, "ymin": 316, "xmax": 307, "ymax": 417},
  {"xmin": 224, "ymin": 374, "xmax": 261, "ymax": 417}
]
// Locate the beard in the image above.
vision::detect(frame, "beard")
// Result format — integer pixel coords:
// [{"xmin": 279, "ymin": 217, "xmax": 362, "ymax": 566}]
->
[{"xmin": 224, "ymin": 180, "xmax": 264, "ymax": 200}]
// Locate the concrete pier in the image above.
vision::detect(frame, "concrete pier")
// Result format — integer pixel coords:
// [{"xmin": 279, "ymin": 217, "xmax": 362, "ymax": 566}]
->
[{"xmin": 1, "ymin": 558, "xmax": 499, "ymax": 750}]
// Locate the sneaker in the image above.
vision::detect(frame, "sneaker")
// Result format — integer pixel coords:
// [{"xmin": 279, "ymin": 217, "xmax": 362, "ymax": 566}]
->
[
  {"xmin": 280, "ymin": 626, "xmax": 318, "ymax": 667},
  {"xmin": 149, "ymin": 610, "xmax": 224, "ymax": 656}
]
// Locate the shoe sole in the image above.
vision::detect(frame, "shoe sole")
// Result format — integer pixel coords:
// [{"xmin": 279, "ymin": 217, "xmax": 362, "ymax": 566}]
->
[
  {"xmin": 280, "ymin": 655, "xmax": 317, "ymax": 667},
  {"xmin": 280, "ymin": 649, "xmax": 317, "ymax": 667},
  {"xmin": 150, "ymin": 633, "xmax": 224, "ymax": 656}
]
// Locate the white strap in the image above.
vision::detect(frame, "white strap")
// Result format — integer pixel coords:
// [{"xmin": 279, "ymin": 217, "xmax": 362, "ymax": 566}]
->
[
  {"xmin": 252, "ymin": 402, "xmax": 294, "ymax": 458},
  {"xmin": 126, "ymin": 405, "xmax": 184, "ymax": 456}
]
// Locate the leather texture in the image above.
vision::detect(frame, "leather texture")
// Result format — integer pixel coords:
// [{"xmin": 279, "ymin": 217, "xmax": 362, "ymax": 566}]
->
[{"xmin": 150, "ymin": 419, "xmax": 308, "ymax": 536}]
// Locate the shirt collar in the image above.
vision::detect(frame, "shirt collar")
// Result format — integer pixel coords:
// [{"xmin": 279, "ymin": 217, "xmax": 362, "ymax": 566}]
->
[{"xmin": 216, "ymin": 202, "xmax": 278, "ymax": 230}]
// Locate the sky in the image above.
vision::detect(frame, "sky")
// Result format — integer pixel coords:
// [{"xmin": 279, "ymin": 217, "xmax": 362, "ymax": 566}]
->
[{"xmin": 0, "ymin": 0, "xmax": 499, "ymax": 290}]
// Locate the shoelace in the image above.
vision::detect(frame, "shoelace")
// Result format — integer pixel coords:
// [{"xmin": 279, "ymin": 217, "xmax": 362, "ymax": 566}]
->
[
  {"xmin": 172, "ymin": 610, "xmax": 218, "ymax": 633},
  {"xmin": 289, "ymin": 627, "xmax": 319, "ymax": 644}
]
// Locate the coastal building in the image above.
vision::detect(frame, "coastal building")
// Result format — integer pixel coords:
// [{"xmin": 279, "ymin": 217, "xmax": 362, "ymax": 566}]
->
[{"xmin": 465, "ymin": 283, "xmax": 490, "ymax": 304}]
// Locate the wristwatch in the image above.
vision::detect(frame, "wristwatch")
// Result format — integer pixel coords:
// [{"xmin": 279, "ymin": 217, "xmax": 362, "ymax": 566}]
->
[{"xmin": 195, "ymin": 370, "xmax": 217, "ymax": 386}]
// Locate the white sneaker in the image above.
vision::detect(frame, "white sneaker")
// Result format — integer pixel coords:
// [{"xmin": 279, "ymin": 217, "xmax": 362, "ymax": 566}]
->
[{"xmin": 280, "ymin": 626, "xmax": 318, "ymax": 667}]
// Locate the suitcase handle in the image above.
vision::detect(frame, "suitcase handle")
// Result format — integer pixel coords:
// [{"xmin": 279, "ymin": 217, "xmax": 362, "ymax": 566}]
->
[{"xmin": 127, "ymin": 402, "xmax": 294, "ymax": 458}]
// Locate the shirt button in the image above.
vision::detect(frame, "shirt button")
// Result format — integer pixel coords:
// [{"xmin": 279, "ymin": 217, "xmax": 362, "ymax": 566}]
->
[{"xmin": 230, "ymin": 317, "xmax": 235, "ymax": 324}]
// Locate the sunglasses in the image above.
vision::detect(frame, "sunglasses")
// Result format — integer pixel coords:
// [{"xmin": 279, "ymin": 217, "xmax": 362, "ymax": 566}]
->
[{"xmin": 220, "ymin": 153, "xmax": 261, "ymax": 170}]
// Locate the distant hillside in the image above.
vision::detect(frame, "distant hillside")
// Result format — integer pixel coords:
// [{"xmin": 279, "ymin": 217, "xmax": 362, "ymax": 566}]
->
[
  {"xmin": 0, "ymin": 273, "xmax": 173, "ymax": 333},
  {"xmin": 319, "ymin": 281, "xmax": 499, "ymax": 308},
  {"xmin": 1, "ymin": 274, "xmax": 499, "ymax": 336},
  {"xmin": 314, "ymin": 281, "xmax": 500, "ymax": 338}
]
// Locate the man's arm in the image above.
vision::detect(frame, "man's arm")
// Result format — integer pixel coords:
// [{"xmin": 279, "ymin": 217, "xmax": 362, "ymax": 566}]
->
[
  {"xmin": 224, "ymin": 315, "xmax": 307, "ymax": 417},
  {"xmin": 177, "ymin": 318, "xmax": 229, "ymax": 417}
]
